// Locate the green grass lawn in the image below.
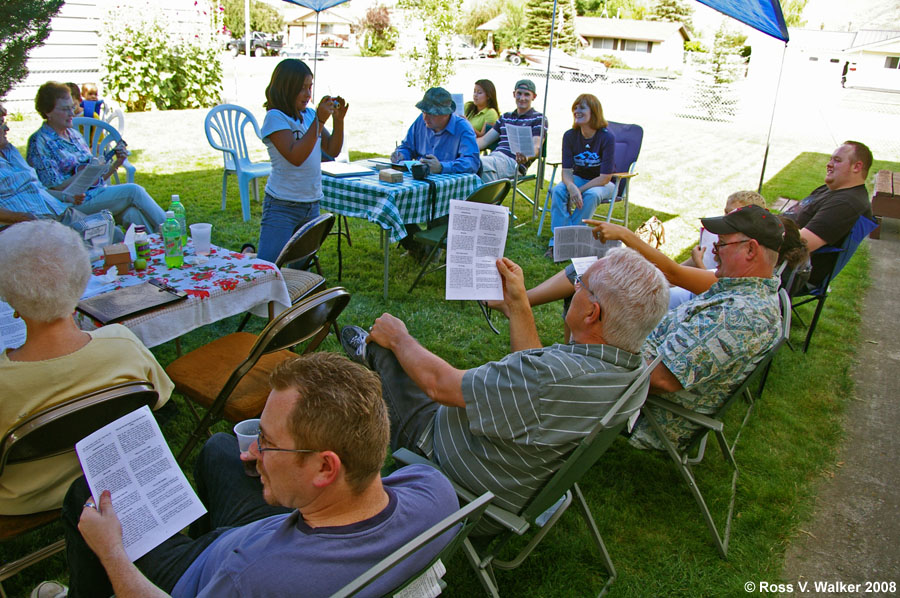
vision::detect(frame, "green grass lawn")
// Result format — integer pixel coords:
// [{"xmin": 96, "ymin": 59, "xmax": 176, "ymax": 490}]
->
[{"xmin": 2, "ymin": 142, "xmax": 897, "ymax": 598}]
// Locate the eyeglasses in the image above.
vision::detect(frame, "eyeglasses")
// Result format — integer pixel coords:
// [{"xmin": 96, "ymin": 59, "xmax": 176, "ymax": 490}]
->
[
  {"xmin": 53, "ymin": 104, "xmax": 76, "ymax": 114},
  {"xmin": 255, "ymin": 429, "xmax": 316, "ymax": 456},
  {"xmin": 573, "ymin": 274, "xmax": 599, "ymax": 303},
  {"xmin": 712, "ymin": 239, "xmax": 751, "ymax": 253}
]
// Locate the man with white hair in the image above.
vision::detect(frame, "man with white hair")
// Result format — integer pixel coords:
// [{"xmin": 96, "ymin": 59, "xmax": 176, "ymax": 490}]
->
[{"xmin": 341, "ymin": 248, "xmax": 670, "ymax": 518}]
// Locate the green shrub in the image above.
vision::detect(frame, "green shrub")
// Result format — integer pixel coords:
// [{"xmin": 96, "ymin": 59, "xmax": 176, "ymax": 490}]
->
[
  {"xmin": 594, "ymin": 54, "xmax": 627, "ymax": 69},
  {"xmin": 101, "ymin": 6, "xmax": 223, "ymax": 111}
]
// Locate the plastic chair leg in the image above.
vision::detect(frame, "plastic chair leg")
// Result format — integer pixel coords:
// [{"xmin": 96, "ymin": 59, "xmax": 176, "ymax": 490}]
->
[
  {"xmin": 252, "ymin": 179, "xmax": 261, "ymax": 203},
  {"xmin": 237, "ymin": 175, "xmax": 251, "ymax": 221},
  {"xmin": 220, "ymin": 171, "xmax": 229, "ymax": 211}
]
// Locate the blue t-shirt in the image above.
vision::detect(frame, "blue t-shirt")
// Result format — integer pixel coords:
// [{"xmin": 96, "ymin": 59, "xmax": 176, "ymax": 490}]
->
[
  {"xmin": 171, "ymin": 465, "xmax": 458, "ymax": 598},
  {"xmin": 561, "ymin": 127, "xmax": 615, "ymax": 181}
]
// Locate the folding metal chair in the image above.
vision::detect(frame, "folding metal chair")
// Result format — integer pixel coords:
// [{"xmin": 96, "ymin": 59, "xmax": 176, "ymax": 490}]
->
[
  {"xmin": 170, "ymin": 287, "xmax": 351, "ymax": 463},
  {"xmin": 236, "ymin": 213, "xmax": 334, "ymax": 332},
  {"xmin": 640, "ymin": 290, "xmax": 791, "ymax": 558},
  {"xmin": 331, "ymin": 492, "xmax": 494, "ymax": 598},
  {"xmin": 0, "ymin": 381, "xmax": 158, "ymax": 595},
  {"xmin": 394, "ymin": 355, "xmax": 661, "ymax": 597}
]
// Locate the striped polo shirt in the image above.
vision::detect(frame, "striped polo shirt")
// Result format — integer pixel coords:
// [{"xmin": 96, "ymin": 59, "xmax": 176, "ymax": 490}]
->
[
  {"xmin": 490, "ymin": 108, "xmax": 547, "ymax": 160},
  {"xmin": 428, "ymin": 343, "xmax": 645, "ymax": 517}
]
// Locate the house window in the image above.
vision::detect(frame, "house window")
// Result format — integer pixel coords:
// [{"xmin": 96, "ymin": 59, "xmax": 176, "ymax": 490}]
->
[
  {"xmin": 885, "ymin": 56, "xmax": 900, "ymax": 69},
  {"xmin": 592, "ymin": 37, "xmax": 617, "ymax": 50},
  {"xmin": 623, "ymin": 40, "xmax": 650, "ymax": 53},
  {"xmin": 830, "ymin": 58, "xmax": 840, "ymax": 63},
  {"xmin": 320, "ymin": 24, "xmax": 333, "ymax": 34},
  {"xmin": 809, "ymin": 56, "xmax": 819, "ymax": 61}
]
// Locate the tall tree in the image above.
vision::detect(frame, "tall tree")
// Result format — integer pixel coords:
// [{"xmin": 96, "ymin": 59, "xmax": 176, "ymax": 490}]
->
[
  {"xmin": 222, "ymin": 0, "xmax": 284, "ymax": 36},
  {"xmin": 358, "ymin": 4, "xmax": 397, "ymax": 56},
  {"xmin": 647, "ymin": 0, "xmax": 693, "ymax": 32},
  {"xmin": 0, "ymin": 0, "xmax": 64, "ymax": 98},
  {"xmin": 496, "ymin": 0, "xmax": 527, "ymax": 50},
  {"xmin": 399, "ymin": 0, "xmax": 462, "ymax": 90},
  {"xmin": 524, "ymin": 0, "xmax": 577, "ymax": 52},
  {"xmin": 576, "ymin": 0, "xmax": 645, "ymax": 19}
]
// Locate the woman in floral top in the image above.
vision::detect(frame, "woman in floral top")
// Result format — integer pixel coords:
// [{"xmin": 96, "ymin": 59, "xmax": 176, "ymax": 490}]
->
[{"xmin": 26, "ymin": 81, "xmax": 165, "ymax": 231}]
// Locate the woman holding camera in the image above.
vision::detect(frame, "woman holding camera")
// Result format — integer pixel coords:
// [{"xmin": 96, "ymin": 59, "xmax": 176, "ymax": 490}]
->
[{"xmin": 256, "ymin": 59, "xmax": 347, "ymax": 263}]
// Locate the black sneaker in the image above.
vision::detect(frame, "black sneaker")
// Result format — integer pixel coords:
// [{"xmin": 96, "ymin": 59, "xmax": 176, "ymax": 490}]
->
[{"xmin": 340, "ymin": 325, "xmax": 369, "ymax": 365}]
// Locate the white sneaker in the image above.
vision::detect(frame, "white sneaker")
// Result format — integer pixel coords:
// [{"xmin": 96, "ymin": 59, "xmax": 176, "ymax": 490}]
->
[{"xmin": 30, "ymin": 581, "xmax": 68, "ymax": 598}]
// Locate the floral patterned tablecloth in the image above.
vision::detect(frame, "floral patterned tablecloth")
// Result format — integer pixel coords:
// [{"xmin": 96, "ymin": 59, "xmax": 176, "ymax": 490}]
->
[{"xmin": 76, "ymin": 234, "xmax": 291, "ymax": 348}]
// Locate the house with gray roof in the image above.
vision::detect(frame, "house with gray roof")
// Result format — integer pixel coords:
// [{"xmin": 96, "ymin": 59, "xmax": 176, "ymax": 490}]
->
[{"xmin": 575, "ymin": 17, "xmax": 690, "ymax": 70}]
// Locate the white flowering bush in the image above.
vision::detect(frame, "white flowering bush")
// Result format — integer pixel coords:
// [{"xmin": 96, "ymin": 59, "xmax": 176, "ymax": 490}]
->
[{"xmin": 101, "ymin": 2, "xmax": 223, "ymax": 111}]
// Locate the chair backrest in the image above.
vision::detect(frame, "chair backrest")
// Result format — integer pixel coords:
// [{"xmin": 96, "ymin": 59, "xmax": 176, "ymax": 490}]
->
[
  {"xmin": 606, "ymin": 121, "xmax": 643, "ymax": 198},
  {"xmin": 205, "ymin": 103, "xmax": 264, "ymax": 172},
  {"xmin": 466, "ymin": 179, "xmax": 511, "ymax": 206},
  {"xmin": 100, "ymin": 99, "xmax": 125, "ymax": 132},
  {"xmin": 72, "ymin": 116, "xmax": 123, "ymax": 164},
  {"xmin": 274, "ymin": 213, "xmax": 335, "ymax": 269},
  {"xmin": 331, "ymin": 492, "xmax": 494, "ymax": 598},
  {"xmin": 520, "ymin": 355, "xmax": 661, "ymax": 522},
  {"xmin": 807, "ymin": 214, "xmax": 878, "ymax": 294},
  {"xmin": 0, "ymin": 381, "xmax": 158, "ymax": 476},
  {"xmin": 213, "ymin": 287, "xmax": 351, "ymax": 407},
  {"xmin": 777, "ymin": 287, "xmax": 792, "ymax": 342}
]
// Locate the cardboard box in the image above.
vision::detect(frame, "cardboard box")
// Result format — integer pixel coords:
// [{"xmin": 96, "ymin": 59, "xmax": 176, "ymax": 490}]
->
[
  {"xmin": 103, "ymin": 243, "xmax": 132, "ymax": 275},
  {"xmin": 379, "ymin": 169, "xmax": 404, "ymax": 183}
]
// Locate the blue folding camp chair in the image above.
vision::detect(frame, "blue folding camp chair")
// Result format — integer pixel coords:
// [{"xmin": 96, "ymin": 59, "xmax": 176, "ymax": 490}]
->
[
  {"xmin": 537, "ymin": 121, "xmax": 643, "ymax": 237},
  {"xmin": 791, "ymin": 214, "xmax": 878, "ymax": 352}
]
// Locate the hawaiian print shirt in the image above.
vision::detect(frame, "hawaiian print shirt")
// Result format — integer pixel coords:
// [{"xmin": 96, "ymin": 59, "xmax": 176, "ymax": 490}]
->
[
  {"xmin": 630, "ymin": 276, "xmax": 781, "ymax": 451},
  {"xmin": 26, "ymin": 123, "xmax": 108, "ymax": 202}
]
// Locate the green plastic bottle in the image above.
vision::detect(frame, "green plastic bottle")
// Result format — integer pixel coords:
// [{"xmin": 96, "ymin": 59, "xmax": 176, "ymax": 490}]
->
[
  {"xmin": 169, "ymin": 194, "xmax": 187, "ymax": 244},
  {"xmin": 162, "ymin": 210, "xmax": 184, "ymax": 268}
]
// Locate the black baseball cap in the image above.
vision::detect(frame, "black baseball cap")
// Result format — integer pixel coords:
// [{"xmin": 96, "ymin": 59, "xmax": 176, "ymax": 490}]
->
[{"xmin": 701, "ymin": 205, "xmax": 784, "ymax": 251}]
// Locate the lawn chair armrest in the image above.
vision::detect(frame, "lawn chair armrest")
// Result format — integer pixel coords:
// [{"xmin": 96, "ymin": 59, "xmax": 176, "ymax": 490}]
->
[
  {"xmin": 645, "ymin": 396, "xmax": 724, "ymax": 433},
  {"xmin": 392, "ymin": 448, "xmax": 530, "ymax": 535},
  {"xmin": 611, "ymin": 172, "xmax": 638, "ymax": 179}
]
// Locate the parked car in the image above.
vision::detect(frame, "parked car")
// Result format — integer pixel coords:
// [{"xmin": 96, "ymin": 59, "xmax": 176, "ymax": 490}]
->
[
  {"xmin": 228, "ymin": 32, "xmax": 283, "ymax": 57},
  {"xmin": 279, "ymin": 43, "xmax": 329, "ymax": 61}
]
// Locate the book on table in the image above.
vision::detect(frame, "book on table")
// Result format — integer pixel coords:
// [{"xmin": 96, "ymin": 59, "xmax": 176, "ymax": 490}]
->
[{"xmin": 76, "ymin": 278, "xmax": 187, "ymax": 324}]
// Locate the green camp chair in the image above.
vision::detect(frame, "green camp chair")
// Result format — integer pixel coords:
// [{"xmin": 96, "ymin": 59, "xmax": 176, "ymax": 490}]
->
[
  {"xmin": 640, "ymin": 289, "xmax": 791, "ymax": 559},
  {"xmin": 330, "ymin": 492, "xmax": 494, "ymax": 598},
  {"xmin": 407, "ymin": 179, "xmax": 511, "ymax": 293},
  {"xmin": 394, "ymin": 355, "xmax": 662, "ymax": 597}
]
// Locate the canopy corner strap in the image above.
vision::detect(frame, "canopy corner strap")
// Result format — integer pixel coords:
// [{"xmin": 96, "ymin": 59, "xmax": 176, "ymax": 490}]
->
[{"xmin": 281, "ymin": 0, "xmax": 354, "ymax": 81}]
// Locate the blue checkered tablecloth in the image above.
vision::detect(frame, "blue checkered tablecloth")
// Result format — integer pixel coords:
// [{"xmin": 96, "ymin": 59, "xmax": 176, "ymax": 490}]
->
[{"xmin": 321, "ymin": 171, "xmax": 482, "ymax": 242}]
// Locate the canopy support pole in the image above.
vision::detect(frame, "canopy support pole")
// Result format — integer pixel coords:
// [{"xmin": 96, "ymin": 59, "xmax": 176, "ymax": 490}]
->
[
  {"xmin": 531, "ymin": 0, "xmax": 558, "ymax": 222},
  {"xmin": 757, "ymin": 42, "xmax": 788, "ymax": 194}
]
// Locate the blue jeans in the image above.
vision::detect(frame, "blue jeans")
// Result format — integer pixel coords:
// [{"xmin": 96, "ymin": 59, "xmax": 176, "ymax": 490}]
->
[
  {"xmin": 83, "ymin": 183, "xmax": 166, "ymax": 231},
  {"xmin": 257, "ymin": 194, "xmax": 319, "ymax": 263},
  {"xmin": 63, "ymin": 433, "xmax": 290, "ymax": 597},
  {"xmin": 548, "ymin": 176, "xmax": 615, "ymax": 246}
]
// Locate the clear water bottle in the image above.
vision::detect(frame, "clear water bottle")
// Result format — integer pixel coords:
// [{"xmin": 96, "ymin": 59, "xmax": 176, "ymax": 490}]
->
[
  {"xmin": 169, "ymin": 194, "xmax": 187, "ymax": 244},
  {"xmin": 161, "ymin": 210, "xmax": 184, "ymax": 268},
  {"xmin": 134, "ymin": 225, "xmax": 150, "ymax": 260}
]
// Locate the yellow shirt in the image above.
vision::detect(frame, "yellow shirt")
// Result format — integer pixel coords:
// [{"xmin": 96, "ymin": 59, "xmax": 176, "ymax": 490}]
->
[
  {"xmin": 466, "ymin": 106, "xmax": 500, "ymax": 136},
  {"xmin": 0, "ymin": 324, "xmax": 173, "ymax": 514}
]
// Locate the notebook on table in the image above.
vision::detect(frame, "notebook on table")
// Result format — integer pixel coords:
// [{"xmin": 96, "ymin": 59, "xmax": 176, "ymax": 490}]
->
[{"xmin": 76, "ymin": 278, "xmax": 188, "ymax": 324}]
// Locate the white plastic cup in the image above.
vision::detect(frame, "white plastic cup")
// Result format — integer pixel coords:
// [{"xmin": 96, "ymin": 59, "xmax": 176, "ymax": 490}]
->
[
  {"xmin": 190, "ymin": 223, "xmax": 212, "ymax": 256},
  {"xmin": 233, "ymin": 418, "xmax": 261, "ymax": 477}
]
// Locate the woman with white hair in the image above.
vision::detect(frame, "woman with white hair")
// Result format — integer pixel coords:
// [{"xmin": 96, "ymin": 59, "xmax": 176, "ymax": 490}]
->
[{"xmin": 0, "ymin": 220, "xmax": 172, "ymax": 515}]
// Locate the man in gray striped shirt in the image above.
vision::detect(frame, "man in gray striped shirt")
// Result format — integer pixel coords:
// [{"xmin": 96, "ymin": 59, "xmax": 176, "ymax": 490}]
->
[{"xmin": 341, "ymin": 248, "xmax": 669, "ymax": 520}]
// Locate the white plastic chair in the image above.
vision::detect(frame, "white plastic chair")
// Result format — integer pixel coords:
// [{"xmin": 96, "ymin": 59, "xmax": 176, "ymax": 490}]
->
[
  {"xmin": 205, "ymin": 104, "xmax": 272, "ymax": 222},
  {"xmin": 100, "ymin": 98, "xmax": 125, "ymax": 132},
  {"xmin": 71, "ymin": 117, "xmax": 135, "ymax": 184}
]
